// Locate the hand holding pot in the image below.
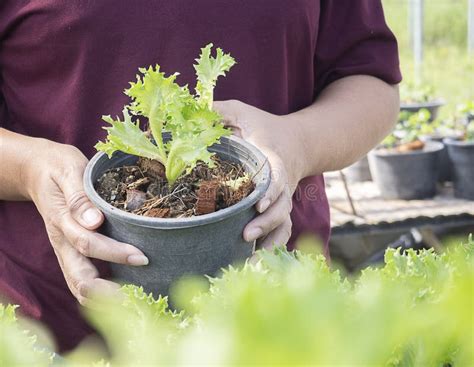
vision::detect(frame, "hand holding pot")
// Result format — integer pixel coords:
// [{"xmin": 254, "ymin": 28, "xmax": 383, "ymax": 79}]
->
[
  {"xmin": 214, "ymin": 100, "xmax": 306, "ymax": 249},
  {"xmin": 23, "ymin": 140, "xmax": 149, "ymax": 305}
]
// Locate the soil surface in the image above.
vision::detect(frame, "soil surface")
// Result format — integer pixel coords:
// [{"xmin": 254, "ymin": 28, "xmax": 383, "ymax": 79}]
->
[{"xmin": 95, "ymin": 156, "xmax": 255, "ymax": 218}]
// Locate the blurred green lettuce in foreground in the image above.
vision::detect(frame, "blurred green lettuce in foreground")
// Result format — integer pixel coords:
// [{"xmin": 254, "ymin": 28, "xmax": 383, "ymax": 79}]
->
[{"xmin": 2, "ymin": 236, "xmax": 473, "ymax": 366}]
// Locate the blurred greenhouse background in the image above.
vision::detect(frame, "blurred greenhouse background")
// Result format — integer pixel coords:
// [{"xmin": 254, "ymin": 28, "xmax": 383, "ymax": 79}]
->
[
  {"xmin": 383, "ymin": 0, "xmax": 473, "ymax": 118},
  {"xmin": 328, "ymin": 0, "xmax": 474, "ymax": 270}
]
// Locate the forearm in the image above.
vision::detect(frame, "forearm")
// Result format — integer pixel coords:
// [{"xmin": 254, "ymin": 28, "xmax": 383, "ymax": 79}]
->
[
  {"xmin": 0, "ymin": 128, "xmax": 46, "ymax": 200},
  {"xmin": 289, "ymin": 75, "xmax": 399, "ymax": 177}
]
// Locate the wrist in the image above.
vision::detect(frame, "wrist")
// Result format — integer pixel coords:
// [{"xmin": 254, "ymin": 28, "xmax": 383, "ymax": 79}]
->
[
  {"xmin": 278, "ymin": 117, "xmax": 310, "ymax": 183},
  {"xmin": 284, "ymin": 117, "xmax": 314, "ymax": 180},
  {"xmin": 20, "ymin": 137, "xmax": 49, "ymax": 201}
]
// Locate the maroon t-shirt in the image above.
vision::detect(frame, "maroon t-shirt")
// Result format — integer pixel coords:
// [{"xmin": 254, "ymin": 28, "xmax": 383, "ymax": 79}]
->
[{"xmin": 0, "ymin": 1, "xmax": 401, "ymax": 351}]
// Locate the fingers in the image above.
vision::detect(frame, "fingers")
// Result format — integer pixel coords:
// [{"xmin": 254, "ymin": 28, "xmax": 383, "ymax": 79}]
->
[
  {"xmin": 213, "ymin": 101, "xmax": 243, "ymax": 138},
  {"xmin": 244, "ymin": 191, "xmax": 292, "ymax": 242},
  {"xmin": 256, "ymin": 151, "xmax": 288, "ymax": 213},
  {"xmin": 54, "ymin": 156, "xmax": 104, "ymax": 230},
  {"xmin": 259, "ymin": 218, "xmax": 292, "ymax": 250},
  {"xmin": 55, "ymin": 244, "xmax": 120, "ymax": 306},
  {"xmin": 54, "ymin": 243, "xmax": 100, "ymax": 305},
  {"xmin": 49, "ymin": 149, "xmax": 147, "ymax": 265},
  {"xmin": 57, "ymin": 214, "xmax": 149, "ymax": 266},
  {"xmin": 77, "ymin": 278, "xmax": 122, "ymax": 303}
]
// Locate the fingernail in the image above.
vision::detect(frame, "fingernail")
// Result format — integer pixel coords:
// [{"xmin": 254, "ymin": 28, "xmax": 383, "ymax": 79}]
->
[
  {"xmin": 77, "ymin": 281, "xmax": 88, "ymax": 298},
  {"xmin": 82, "ymin": 208, "xmax": 102, "ymax": 226},
  {"xmin": 128, "ymin": 255, "xmax": 149, "ymax": 266},
  {"xmin": 257, "ymin": 199, "xmax": 270, "ymax": 213},
  {"xmin": 245, "ymin": 227, "xmax": 263, "ymax": 242}
]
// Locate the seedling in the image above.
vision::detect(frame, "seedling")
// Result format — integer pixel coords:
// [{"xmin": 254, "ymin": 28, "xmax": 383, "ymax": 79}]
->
[
  {"xmin": 457, "ymin": 100, "xmax": 474, "ymax": 121},
  {"xmin": 400, "ymin": 81, "xmax": 436, "ymax": 103},
  {"xmin": 382, "ymin": 109, "xmax": 432, "ymax": 149},
  {"xmin": 465, "ymin": 121, "xmax": 474, "ymax": 141},
  {"xmin": 456, "ymin": 100, "xmax": 474, "ymax": 141},
  {"xmin": 96, "ymin": 44, "xmax": 236, "ymax": 185}
]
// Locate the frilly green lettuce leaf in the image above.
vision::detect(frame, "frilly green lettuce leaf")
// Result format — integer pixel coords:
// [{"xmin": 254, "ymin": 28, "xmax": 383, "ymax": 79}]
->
[
  {"xmin": 95, "ymin": 108, "xmax": 166, "ymax": 163},
  {"xmin": 125, "ymin": 65, "xmax": 192, "ymax": 153},
  {"xmin": 165, "ymin": 123, "xmax": 231, "ymax": 183},
  {"xmin": 194, "ymin": 43, "xmax": 236, "ymax": 109}
]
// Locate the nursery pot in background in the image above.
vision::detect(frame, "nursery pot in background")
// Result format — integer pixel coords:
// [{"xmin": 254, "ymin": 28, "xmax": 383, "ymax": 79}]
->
[
  {"xmin": 400, "ymin": 99, "xmax": 445, "ymax": 121},
  {"xmin": 368, "ymin": 141, "xmax": 443, "ymax": 200},
  {"xmin": 444, "ymin": 138, "xmax": 474, "ymax": 200},
  {"xmin": 342, "ymin": 155, "xmax": 372, "ymax": 182},
  {"xmin": 421, "ymin": 132, "xmax": 463, "ymax": 183},
  {"xmin": 84, "ymin": 136, "xmax": 270, "ymax": 296}
]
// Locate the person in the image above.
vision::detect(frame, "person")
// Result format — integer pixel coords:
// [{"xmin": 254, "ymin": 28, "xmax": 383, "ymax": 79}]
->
[{"xmin": 0, "ymin": 0, "xmax": 401, "ymax": 352}]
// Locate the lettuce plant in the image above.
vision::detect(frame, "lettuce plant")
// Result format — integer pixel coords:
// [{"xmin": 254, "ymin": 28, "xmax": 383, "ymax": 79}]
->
[
  {"xmin": 96, "ymin": 44, "xmax": 236, "ymax": 185},
  {"xmin": 382, "ymin": 109, "xmax": 432, "ymax": 148},
  {"xmin": 2, "ymin": 237, "xmax": 473, "ymax": 366},
  {"xmin": 400, "ymin": 81, "xmax": 436, "ymax": 103},
  {"xmin": 456, "ymin": 100, "xmax": 474, "ymax": 141}
]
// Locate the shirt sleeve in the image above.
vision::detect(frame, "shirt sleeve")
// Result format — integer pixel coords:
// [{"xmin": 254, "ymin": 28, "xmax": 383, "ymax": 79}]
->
[{"xmin": 314, "ymin": 0, "xmax": 402, "ymax": 95}]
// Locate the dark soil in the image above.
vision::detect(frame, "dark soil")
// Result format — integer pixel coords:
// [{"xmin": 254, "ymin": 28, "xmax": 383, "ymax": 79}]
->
[{"xmin": 95, "ymin": 156, "xmax": 255, "ymax": 218}]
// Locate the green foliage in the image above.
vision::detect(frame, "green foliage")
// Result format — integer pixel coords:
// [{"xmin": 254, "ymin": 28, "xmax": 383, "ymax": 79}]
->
[
  {"xmin": 96, "ymin": 44, "xmax": 234, "ymax": 185},
  {"xmin": 77, "ymin": 285, "xmax": 189, "ymax": 366},
  {"xmin": 0, "ymin": 304, "xmax": 53, "ymax": 366},
  {"xmin": 95, "ymin": 108, "xmax": 166, "ymax": 162},
  {"xmin": 400, "ymin": 81, "xmax": 436, "ymax": 104},
  {"xmin": 456, "ymin": 100, "xmax": 474, "ymax": 141},
  {"xmin": 382, "ymin": 1, "xmax": 473, "ymax": 120},
  {"xmin": 82, "ymin": 237, "xmax": 474, "ymax": 365},
  {"xmin": 382, "ymin": 0, "xmax": 468, "ymax": 50},
  {"xmin": 383, "ymin": 109, "xmax": 432, "ymax": 148},
  {"xmin": 466, "ymin": 122, "xmax": 474, "ymax": 142},
  {"xmin": 194, "ymin": 43, "xmax": 236, "ymax": 109},
  {"xmin": 457, "ymin": 100, "xmax": 474, "ymax": 118},
  {"xmin": 2, "ymin": 238, "xmax": 473, "ymax": 366}
]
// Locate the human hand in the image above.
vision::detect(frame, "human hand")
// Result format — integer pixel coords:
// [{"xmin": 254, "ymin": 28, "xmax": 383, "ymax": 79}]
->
[
  {"xmin": 214, "ymin": 100, "xmax": 306, "ymax": 249},
  {"xmin": 23, "ymin": 140, "xmax": 149, "ymax": 305}
]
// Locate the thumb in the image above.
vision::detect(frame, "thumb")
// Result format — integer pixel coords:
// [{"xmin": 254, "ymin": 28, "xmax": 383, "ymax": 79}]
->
[
  {"xmin": 213, "ymin": 100, "xmax": 243, "ymax": 136},
  {"xmin": 57, "ymin": 165, "xmax": 104, "ymax": 230}
]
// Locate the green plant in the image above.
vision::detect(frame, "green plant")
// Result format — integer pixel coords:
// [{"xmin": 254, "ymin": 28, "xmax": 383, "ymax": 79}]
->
[
  {"xmin": 95, "ymin": 44, "xmax": 235, "ymax": 185},
  {"xmin": 0, "ymin": 304, "xmax": 53, "ymax": 366},
  {"xmin": 465, "ymin": 121, "xmax": 474, "ymax": 141},
  {"xmin": 457, "ymin": 100, "xmax": 474, "ymax": 118},
  {"xmin": 457, "ymin": 101, "xmax": 474, "ymax": 141},
  {"xmin": 400, "ymin": 81, "xmax": 436, "ymax": 104},
  {"xmin": 383, "ymin": 108, "xmax": 432, "ymax": 148},
  {"xmin": 450, "ymin": 101, "xmax": 474, "ymax": 141},
  {"xmin": 2, "ymin": 237, "xmax": 473, "ymax": 366}
]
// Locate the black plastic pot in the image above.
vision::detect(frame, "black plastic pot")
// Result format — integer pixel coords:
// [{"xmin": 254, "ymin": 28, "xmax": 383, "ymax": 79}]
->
[
  {"xmin": 84, "ymin": 136, "xmax": 270, "ymax": 296},
  {"xmin": 368, "ymin": 141, "xmax": 443, "ymax": 200},
  {"xmin": 421, "ymin": 132, "xmax": 463, "ymax": 183},
  {"xmin": 400, "ymin": 99, "xmax": 445, "ymax": 121},
  {"xmin": 343, "ymin": 155, "xmax": 372, "ymax": 182},
  {"xmin": 444, "ymin": 139, "xmax": 474, "ymax": 200}
]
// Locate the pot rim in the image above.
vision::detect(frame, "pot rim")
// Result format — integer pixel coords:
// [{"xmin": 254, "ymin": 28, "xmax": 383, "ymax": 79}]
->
[
  {"xmin": 443, "ymin": 137, "xmax": 474, "ymax": 147},
  {"xmin": 371, "ymin": 141, "xmax": 444, "ymax": 157},
  {"xmin": 83, "ymin": 135, "xmax": 271, "ymax": 229},
  {"xmin": 400, "ymin": 99, "xmax": 445, "ymax": 109},
  {"xmin": 420, "ymin": 131, "xmax": 464, "ymax": 142}
]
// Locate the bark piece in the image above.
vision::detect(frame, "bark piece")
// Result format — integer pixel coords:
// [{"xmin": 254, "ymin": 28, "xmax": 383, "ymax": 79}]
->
[
  {"xmin": 144, "ymin": 208, "xmax": 170, "ymax": 218},
  {"xmin": 138, "ymin": 157, "xmax": 166, "ymax": 179},
  {"xmin": 195, "ymin": 180, "xmax": 219, "ymax": 215},
  {"xmin": 125, "ymin": 189, "xmax": 147, "ymax": 211},
  {"xmin": 397, "ymin": 140, "xmax": 425, "ymax": 153}
]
